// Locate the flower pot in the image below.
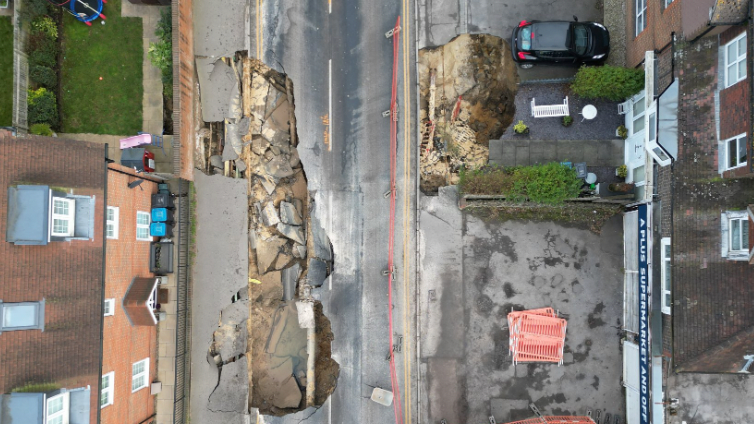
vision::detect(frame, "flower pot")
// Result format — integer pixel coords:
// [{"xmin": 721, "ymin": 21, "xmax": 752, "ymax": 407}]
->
[{"xmin": 514, "ymin": 128, "xmax": 530, "ymax": 135}]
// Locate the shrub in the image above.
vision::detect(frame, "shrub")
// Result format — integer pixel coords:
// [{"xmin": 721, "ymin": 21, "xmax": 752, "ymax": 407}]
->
[
  {"xmin": 562, "ymin": 115, "xmax": 573, "ymax": 126},
  {"xmin": 30, "ymin": 65, "xmax": 57, "ymax": 89},
  {"xmin": 148, "ymin": 8, "xmax": 173, "ymax": 97},
  {"xmin": 616, "ymin": 165, "xmax": 628, "ymax": 178},
  {"xmin": 28, "ymin": 88, "xmax": 58, "ymax": 127},
  {"xmin": 31, "ymin": 16, "xmax": 58, "ymax": 39},
  {"xmin": 459, "ymin": 163, "xmax": 583, "ymax": 205},
  {"xmin": 30, "ymin": 123, "xmax": 53, "ymax": 136},
  {"xmin": 26, "ymin": 31, "xmax": 58, "ymax": 57},
  {"xmin": 509, "ymin": 162, "xmax": 583, "ymax": 204},
  {"xmin": 617, "ymin": 125, "xmax": 628, "ymax": 139},
  {"xmin": 570, "ymin": 65, "xmax": 644, "ymax": 101},
  {"xmin": 29, "ymin": 49, "xmax": 56, "ymax": 68},
  {"xmin": 19, "ymin": 0, "xmax": 52, "ymax": 23},
  {"xmin": 513, "ymin": 120, "xmax": 528, "ymax": 134}
]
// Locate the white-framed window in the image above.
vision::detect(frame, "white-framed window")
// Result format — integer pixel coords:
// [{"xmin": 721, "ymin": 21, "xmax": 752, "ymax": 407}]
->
[
  {"xmin": 635, "ymin": 0, "xmax": 647, "ymax": 36},
  {"xmin": 51, "ymin": 198, "xmax": 75, "ymax": 237},
  {"xmin": 136, "ymin": 211, "xmax": 151, "ymax": 241},
  {"xmin": 46, "ymin": 392, "xmax": 69, "ymax": 424},
  {"xmin": 106, "ymin": 206, "xmax": 119, "ymax": 239},
  {"xmin": 660, "ymin": 238, "xmax": 671, "ymax": 315},
  {"xmin": 0, "ymin": 300, "xmax": 45, "ymax": 332},
  {"xmin": 101, "ymin": 372, "xmax": 114, "ymax": 408},
  {"xmin": 730, "ymin": 216, "xmax": 749, "ymax": 252},
  {"xmin": 631, "ymin": 94, "xmax": 646, "ymax": 135},
  {"xmin": 725, "ymin": 32, "xmax": 747, "ymax": 88},
  {"xmin": 132, "ymin": 358, "xmax": 150, "ymax": 392},
  {"xmin": 721, "ymin": 210, "xmax": 750, "ymax": 260},
  {"xmin": 104, "ymin": 298, "xmax": 115, "ymax": 317},
  {"xmin": 725, "ymin": 133, "xmax": 747, "ymax": 170}
]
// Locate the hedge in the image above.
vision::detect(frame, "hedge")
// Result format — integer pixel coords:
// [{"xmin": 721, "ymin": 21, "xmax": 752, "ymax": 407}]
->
[
  {"xmin": 570, "ymin": 65, "xmax": 644, "ymax": 101},
  {"xmin": 28, "ymin": 88, "xmax": 58, "ymax": 126}
]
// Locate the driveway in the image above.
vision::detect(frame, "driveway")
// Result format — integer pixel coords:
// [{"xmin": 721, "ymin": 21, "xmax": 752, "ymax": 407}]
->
[
  {"xmin": 417, "ymin": 0, "xmax": 604, "ymax": 81},
  {"xmin": 419, "ymin": 186, "xmax": 625, "ymax": 424}
]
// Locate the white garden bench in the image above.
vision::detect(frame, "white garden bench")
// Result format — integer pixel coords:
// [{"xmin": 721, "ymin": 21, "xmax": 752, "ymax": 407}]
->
[{"xmin": 531, "ymin": 96, "xmax": 569, "ymax": 118}]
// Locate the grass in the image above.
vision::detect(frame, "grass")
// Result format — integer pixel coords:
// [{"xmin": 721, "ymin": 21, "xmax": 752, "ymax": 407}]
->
[
  {"xmin": 0, "ymin": 17, "xmax": 13, "ymax": 126},
  {"xmin": 12, "ymin": 382, "xmax": 60, "ymax": 393},
  {"xmin": 59, "ymin": 0, "xmax": 142, "ymax": 134}
]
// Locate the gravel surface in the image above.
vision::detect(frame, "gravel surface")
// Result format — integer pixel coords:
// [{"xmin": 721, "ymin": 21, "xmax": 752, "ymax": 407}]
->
[
  {"xmin": 603, "ymin": 0, "xmax": 627, "ymax": 67},
  {"xmin": 501, "ymin": 83, "xmax": 624, "ymax": 141}
]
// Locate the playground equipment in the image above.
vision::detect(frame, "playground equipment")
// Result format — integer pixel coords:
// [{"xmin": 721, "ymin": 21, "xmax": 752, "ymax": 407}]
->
[{"xmin": 48, "ymin": 0, "xmax": 106, "ymax": 26}]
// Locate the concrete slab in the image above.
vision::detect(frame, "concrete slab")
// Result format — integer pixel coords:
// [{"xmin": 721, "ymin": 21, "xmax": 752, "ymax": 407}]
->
[
  {"xmin": 196, "ymin": 58, "xmax": 238, "ymax": 122},
  {"xmin": 193, "ymin": 0, "xmax": 247, "ymax": 57},
  {"xmin": 666, "ymin": 373, "xmax": 754, "ymax": 424},
  {"xmin": 419, "ymin": 186, "xmax": 626, "ymax": 423},
  {"xmin": 190, "ymin": 172, "xmax": 249, "ymax": 424},
  {"xmin": 208, "ymin": 359, "xmax": 249, "ymax": 414}
]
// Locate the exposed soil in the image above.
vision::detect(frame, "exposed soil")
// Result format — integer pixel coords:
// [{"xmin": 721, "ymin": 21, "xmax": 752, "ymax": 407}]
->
[{"xmin": 418, "ymin": 34, "xmax": 518, "ymax": 193}]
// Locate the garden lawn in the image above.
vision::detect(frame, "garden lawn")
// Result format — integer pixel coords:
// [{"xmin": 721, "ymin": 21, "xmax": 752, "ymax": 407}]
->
[
  {"xmin": 59, "ymin": 0, "xmax": 142, "ymax": 134},
  {"xmin": 0, "ymin": 17, "xmax": 13, "ymax": 126}
]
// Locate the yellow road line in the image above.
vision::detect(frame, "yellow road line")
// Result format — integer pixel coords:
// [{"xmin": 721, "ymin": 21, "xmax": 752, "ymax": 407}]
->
[
  {"xmin": 256, "ymin": 0, "xmax": 263, "ymax": 59},
  {"xmin": 401, "ymin": 3, "xmax": 412, "ymax": 424}
]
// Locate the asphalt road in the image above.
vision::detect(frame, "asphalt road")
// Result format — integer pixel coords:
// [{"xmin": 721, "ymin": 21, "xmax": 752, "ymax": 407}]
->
[{"xmin": 252, "ymin": 0, "xmax": 419, "ymax": 423}]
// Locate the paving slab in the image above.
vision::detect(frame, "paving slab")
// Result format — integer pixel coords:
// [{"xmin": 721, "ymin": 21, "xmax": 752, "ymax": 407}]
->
[{"xmin": 190, "ymin": 172, "xmax": 249, "ymax": 424}]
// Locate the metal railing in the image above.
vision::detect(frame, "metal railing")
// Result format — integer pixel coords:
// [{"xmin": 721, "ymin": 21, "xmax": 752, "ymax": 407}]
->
[{"xmin": 173, "ymin": 179, "xmax": 192, "ymax": 424}]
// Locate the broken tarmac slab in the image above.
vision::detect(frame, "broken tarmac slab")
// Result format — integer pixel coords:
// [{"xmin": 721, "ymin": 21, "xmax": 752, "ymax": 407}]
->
[
  {"xmin": 280, "ymin": 201, "xmax": 303, "ymax": 226},
  {"xmin": 196, "ymin": 58, "xmax": 238, "ymax": 122},
  {"xmin": 208, "ymin": 359, "xmax": 249, "ymax": 414},
  {"xmin": 277, "ymin": 222, "xmax": 306, "ymax": 245},
  {"xmin": 213, "ymin": 323, "xmax": 248, "ymax": 362}
]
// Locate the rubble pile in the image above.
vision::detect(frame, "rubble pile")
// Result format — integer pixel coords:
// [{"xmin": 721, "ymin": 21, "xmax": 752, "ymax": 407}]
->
[
  {"xmin": 418, "ymin": 34, "xmax": 518, "ymax": 193},
  {"xmin": 196, "ymin": 56, "xmax": 339, "ymax": 416}
]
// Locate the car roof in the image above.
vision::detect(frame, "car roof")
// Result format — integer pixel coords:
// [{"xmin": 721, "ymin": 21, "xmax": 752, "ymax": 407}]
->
[{"xmin": 530, "ymin": 21, "xmax": 572, "ymax": 51}]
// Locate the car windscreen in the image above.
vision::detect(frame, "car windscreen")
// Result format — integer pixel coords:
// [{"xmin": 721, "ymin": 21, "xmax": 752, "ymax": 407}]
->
[
  {"xmin": 519, "ymin": 26, "xmax": 532, "ymax": 51},
  {"xmin": 571, "ymin": 24, "xmax": 589, "ymax": 56}
]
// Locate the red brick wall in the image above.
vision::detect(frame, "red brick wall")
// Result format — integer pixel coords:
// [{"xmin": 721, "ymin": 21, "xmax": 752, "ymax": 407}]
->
[
  {"xmin": 0, "ymin": 131, "xmax": 105, "ymax": 424},
  {"xmin": 174, "ymin": 0, "xmax": 195, "ymax": 181},
  {"xmin": 100, "ymin": 164, "xmax": 158, "ymax": 424},
  {"xmin": 626, "ymin": 0, "xmax": 682, "ymax": 67},
  {"xmin": 718, "ymin": 26, "xmax": 751, "ymax": 179}
]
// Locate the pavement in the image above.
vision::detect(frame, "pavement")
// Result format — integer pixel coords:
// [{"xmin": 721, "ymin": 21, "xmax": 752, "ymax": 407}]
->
[
  {"xmin": 666, "ymin": 373, "xmax": 754, "ymax": 424},
  {"xmin": 489, "ymin": 139, "xmax": 624, "ymax": 167},
  {"xmin": 417, "ymin": 0, "xmax": 604, "ymax": 81},
  {"xmin": 419, "ymin": 186, "xmax": 625, "ymax": 424},
  {"xmin": 121, "ymin": 1, "xmax": 167, "ymax": 136},
  {"xmin": 189, "ymin": 172, "xmax": 249, "ymax": 424}
]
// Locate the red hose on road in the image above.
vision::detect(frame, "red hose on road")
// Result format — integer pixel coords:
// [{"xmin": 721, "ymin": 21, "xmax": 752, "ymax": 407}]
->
[{"xmin": 387, "ymin": 15, "xmax": 405, "ymax": 424}]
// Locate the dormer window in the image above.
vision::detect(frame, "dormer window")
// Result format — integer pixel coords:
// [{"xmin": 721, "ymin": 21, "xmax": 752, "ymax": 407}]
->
[{"xmin": 51, "ymin": 198, "xmax": 75, "ymax": 237}]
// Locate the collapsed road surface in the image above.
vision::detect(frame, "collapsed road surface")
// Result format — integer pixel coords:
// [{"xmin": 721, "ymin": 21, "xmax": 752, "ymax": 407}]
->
[
  {"xmin": 418, "ymin": 34, "xmax": 518, "ymax": 193},
  {"xmin": 192, "ymin": 56, "xmax": 340, "ymax": 420},
  {"xmin": 247, "ymin": 0, "xmax": 421, "ymax": 422}
]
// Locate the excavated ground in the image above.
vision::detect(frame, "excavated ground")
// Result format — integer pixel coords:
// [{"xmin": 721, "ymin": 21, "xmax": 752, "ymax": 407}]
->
[
  {"xmin": 198, "ymin": 55, "xmax": 339, "ymax": 417},
  {"xmin": 418, "ymin": 34, "xmax": 518, "ymax": 193}
]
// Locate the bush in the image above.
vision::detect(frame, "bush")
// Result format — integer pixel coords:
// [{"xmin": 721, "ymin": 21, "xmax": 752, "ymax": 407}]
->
[
  {"xmin": 26, "ymin": 31, "xmax": 58, "ymax": 57},
  {"xmin": 31, "ymin": 16, "xmax": 58, "ymax": 39},
  {"xmin": 28, "ymin": 88, "xmax": 58, "ymax": 127},
  {"xmin": 29, "ymin": 49, "xmax": 56, "ymax": 68},
  {"xmin": 19, "ymin": 0, "xmax": 52, "ymax": 23},
  {"xmin": 570, "ymin": 65, "xmax": 644, "ymax": 101},
  {"xmin": 148, "ymin": 8, "xmax": 173, "ymax": 98},
  {"xmin": 30, "ymin": 123, "xmax": 53, "ymax": 136},
  {"xmin": 459, "ymin": 163, "xmax": 583, "ymax": 205},
  {"xmin": 30, "ymin": 65, "xmax": 57, "ymax": 89}
]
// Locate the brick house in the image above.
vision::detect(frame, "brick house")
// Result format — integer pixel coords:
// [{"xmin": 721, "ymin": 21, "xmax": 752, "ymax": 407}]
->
[
  {"xmin": 100, "ymin": 164, "xmax": 159, "ymax": 424},
  {"xmin": 0, "ymin": 131, "xmax": 160, "ymax": 424},
  {"xmin": 0, "ymin": 131, "xmax": 105, "ymax": 424}
]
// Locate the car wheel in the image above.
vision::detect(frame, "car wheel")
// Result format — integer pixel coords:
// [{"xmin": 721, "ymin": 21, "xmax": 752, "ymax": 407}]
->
[{"xmin": 519, "ymin": 63, "xmax": 534, "ymax": 69}]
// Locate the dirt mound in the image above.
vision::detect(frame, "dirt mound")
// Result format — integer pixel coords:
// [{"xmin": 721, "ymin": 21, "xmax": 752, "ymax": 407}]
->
[{"xmin": 418, "ymin": 34, "xmax": 518, "ymax": 193}]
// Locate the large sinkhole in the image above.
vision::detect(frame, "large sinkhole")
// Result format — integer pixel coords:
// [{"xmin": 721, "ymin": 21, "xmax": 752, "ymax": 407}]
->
[
  {"xmin": 199, "ymin": 55, "xmax": 340, "ymax": 416},
  {"xmin": 418, "ymin": 34, "xmax": 519, "ymax": 193}
]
